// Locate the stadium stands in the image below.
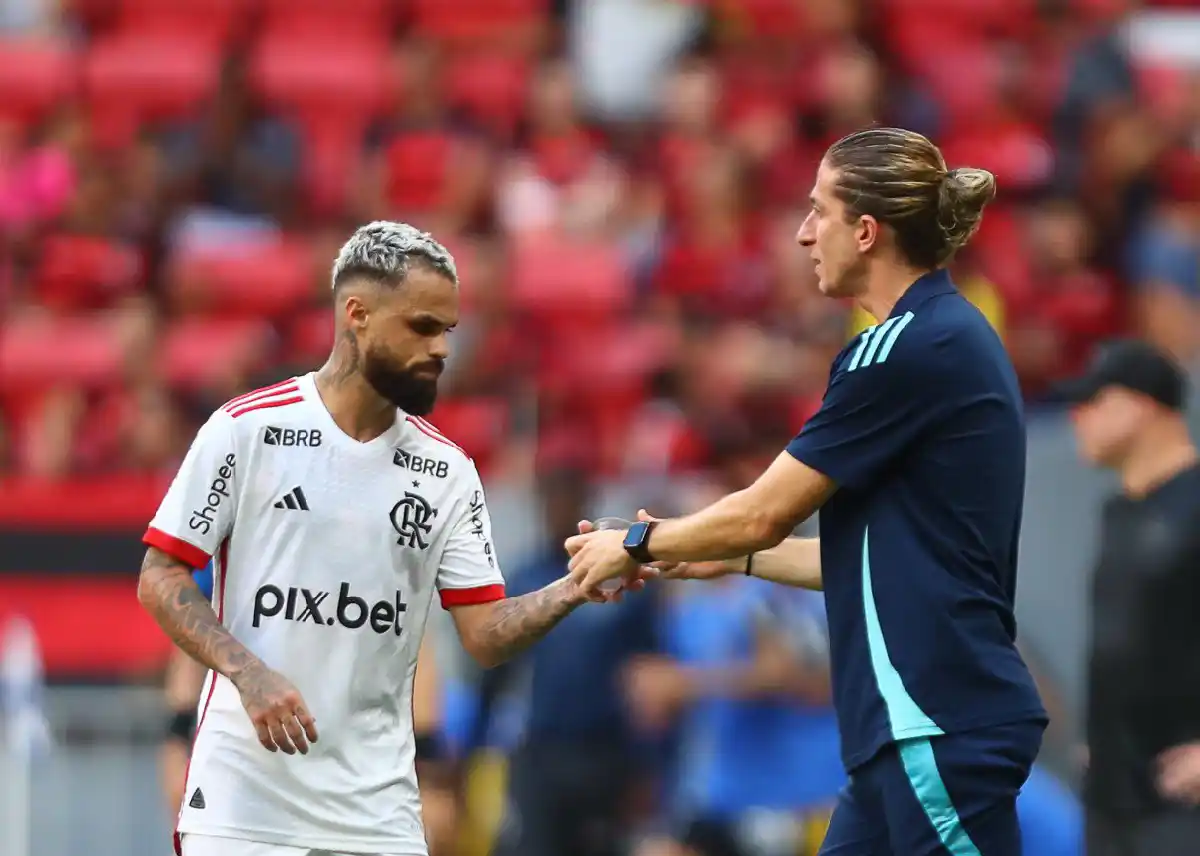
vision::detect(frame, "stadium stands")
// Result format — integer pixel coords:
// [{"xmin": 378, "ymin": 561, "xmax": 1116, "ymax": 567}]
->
[{"xmin": 0, "ymin": 0, "xmax": 1195, "ymax": 485}]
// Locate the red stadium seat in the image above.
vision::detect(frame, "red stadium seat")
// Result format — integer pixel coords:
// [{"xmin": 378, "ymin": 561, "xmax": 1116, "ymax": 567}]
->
[
  {"xmin": 0, "ymin": 315, "xmax": 124, "ymax": 391},
  {"xmin": 115, "ymin": 0, "xmax": 250, "ymax": 45},
  {"xmin": 382, "ymin": 131, "xmax": 455, "ymax": 213},
  {"xmin": 249, "ymin": 32, "xmax": 392, "ymax": 212},
  {"xmin": 880, "ymin": 0, "xmax": 1036, "ymax": 38},
  {"xmin": 1136, "ymin": 63, "xmax": 1189, "ymax": 123},
  {"xmin": 409, "ymin": 0, "xmax": 549, "ymax": 49},
  {"xmin": 169, "ymin": 239, "xmax": 318, "ymax": 317},
  {"xmin": 538, "ymin": 321, "xmax": 670, "ymax": 399},
  {"xmin": 301, "ymin": 124, "xmax": 365, "ymax": 218},
  {"xmin": 35, "ymin": 235, "xmax": 144, "ymax": 312},
  {"xmin": 285, "ymin": 307, "xmax": 334, "ymax": 363},
  {"xmin": 0, "ymin": 39, "xmax": 77, "ymax": 126},
  {"xmin": 709, "ymin": 0, "xmax": 810, "ymax": 41},
  {"xmin": 903, "ymin": 44, "xmax": 1006, "ymax": 126},
  {"xmin": 536, "ymin": 323, "xmax": 653, "ymax": 475},
  {"xmin": 423, "ymin": 397, "xmax": 510, "ymax": 472},
  {"xmin": 940, "ymin": 121, "xmax": 1055, "ymax": 195},
  {"xmin": 510, "ymin": 235, "xmax": 630, "ymax": 324},
  {"xmin": 71, "ymin": 0, "xmax": 118, "ymax": 30},
  {"xmin": 160, "ymin": 318, "xmax": 274, "ymax": 389},
  {"xmin": 249, "ymin": 31, "xmax": 392, "ymax": 120},
  {"xmin": 259, "ymin": 0, "xmax": 394, "ymax": 37},
  {"xmin": 84, "ymin": 33, "xmax": 222, "ymax": 147},
  {"xmin": 445, "ymin": 54, "xmax": 530, "ymax": 138}
]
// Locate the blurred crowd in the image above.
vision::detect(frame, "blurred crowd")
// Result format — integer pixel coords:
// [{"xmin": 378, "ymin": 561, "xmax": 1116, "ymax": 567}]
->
[
  {"xmin": 0, "ymin": 2, "xmax": 1194, "ymax": 855},
  {"xmin": 0, "ymin": 0, "xmax": 1196, "ymax": 485}
]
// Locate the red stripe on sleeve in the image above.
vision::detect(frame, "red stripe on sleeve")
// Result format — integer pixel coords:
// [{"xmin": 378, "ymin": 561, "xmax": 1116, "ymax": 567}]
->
[
  {"xmin": 405, "ymin": 416, "xmax": 467, "ymax": 456},
  {"xmin": 228, "ymin": 395, "xmax": 304, "ymax": 419},
  {"xmin": 222, "ymin": 378, "xmax": 297, "ymax": 411},
  {"xmin": 439, "ymin": 584, "xmax": 506, "ymax": 609},
  {"xmin": 143, "ymin": 527, "xmax": 211, "ymax": 569}
]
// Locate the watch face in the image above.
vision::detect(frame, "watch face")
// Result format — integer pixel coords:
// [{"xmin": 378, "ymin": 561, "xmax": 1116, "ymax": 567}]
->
[{"xmin": 622, "ymin": 521, "xmax": 648, "ymax": 549}]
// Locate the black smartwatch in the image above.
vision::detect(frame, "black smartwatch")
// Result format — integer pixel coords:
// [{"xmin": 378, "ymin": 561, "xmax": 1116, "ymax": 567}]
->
[{"xmin": 622, "ymin": 520, "xmax": 658, "ymax": 563}]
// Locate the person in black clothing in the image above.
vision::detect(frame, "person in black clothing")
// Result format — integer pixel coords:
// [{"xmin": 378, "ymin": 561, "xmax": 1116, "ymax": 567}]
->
[
  {"xmin": 1054, "ymin": 340, "xmax": 1200, "ymax": 856},
  {"xmin": 485, "ymin": 468, "xmax": 661, "ymax": 856}
]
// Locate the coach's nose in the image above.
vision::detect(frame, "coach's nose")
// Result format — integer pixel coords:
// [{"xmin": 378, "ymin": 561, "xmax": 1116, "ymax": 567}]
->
[{"xmin": 796, "ymin": 210, "xmax": 816, "ymax": 247}]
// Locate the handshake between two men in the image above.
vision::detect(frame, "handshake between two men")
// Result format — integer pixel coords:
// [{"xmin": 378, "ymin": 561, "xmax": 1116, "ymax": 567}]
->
[{"xmin": 563, "ymin": 509, "xmax": 744, "ymax": 602}]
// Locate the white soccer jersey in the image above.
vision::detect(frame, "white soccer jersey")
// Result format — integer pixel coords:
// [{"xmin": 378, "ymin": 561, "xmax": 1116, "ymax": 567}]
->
[{"xmin": 143, "ymin": 373, "xmax": 506, "ymax": 854}]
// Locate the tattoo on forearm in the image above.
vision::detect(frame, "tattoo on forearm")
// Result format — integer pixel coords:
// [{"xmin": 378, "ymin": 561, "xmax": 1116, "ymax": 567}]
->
[
  {"xmin": 474, "ymin": 581, "xmax": 580, "ymax": 664},
  {"xmin": 139, "ymin": 548, "xmax": 258, "ymax": 679}
]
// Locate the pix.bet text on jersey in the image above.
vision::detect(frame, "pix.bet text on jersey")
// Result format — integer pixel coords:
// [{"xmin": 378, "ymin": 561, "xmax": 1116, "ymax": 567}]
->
[{"xmin": 144, "ymin": 374, "xmax": 506, "ymax": 854}]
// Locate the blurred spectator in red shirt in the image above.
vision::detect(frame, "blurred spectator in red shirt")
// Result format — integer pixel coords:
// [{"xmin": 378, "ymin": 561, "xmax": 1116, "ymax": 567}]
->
[
  {"xmin": 357, "ymin": 40, "xmax": 493, "ymax": 234},
  {"xmin": 655, "ymin": 143, "xmax": 771, "ymax": 320},
  {"xmin": 496, "ymin": 57, "xmax": 625, "ymax": 239},
  {"xmin": 1006, "ymin": 198, "xmax": 1121, "ymax": 395}
]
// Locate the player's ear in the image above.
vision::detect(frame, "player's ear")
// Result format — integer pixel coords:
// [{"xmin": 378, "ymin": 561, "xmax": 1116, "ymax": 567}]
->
[
  {"xmin": 341, "ymin": 292, "xmax": 371, "ymax": 333},
  {"xmin": 856, "ymin": 214, "xmax": 879, "ymax": 254}
]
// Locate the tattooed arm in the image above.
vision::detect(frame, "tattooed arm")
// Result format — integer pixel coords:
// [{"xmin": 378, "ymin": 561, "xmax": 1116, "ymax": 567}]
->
[
  {"xmin": 137, "ymin": 547, "xmax": 319, "ymax": 754},
  {"xmin": 448, "ymin": 578, "xmax": 586, "ymax": 669},
  {"xmin": 138, "ymin": 546, "xmax": 257, "ymax": 676}
]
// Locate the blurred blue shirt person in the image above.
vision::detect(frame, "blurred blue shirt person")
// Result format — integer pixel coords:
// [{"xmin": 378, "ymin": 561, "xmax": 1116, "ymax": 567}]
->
[
  {"xmin": 647, "ymin": 577, "xmax": 844, "ymax": 856},
  {"xmin": 193, "ymin": 562, "xmax": 214, "ymax": 601}
]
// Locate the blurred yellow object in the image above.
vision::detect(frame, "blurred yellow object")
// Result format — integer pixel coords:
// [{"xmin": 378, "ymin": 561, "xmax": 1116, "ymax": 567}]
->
[
  {"xmin": 847, "ymin": 273, "xmax": 1005, "ymax": 339},
  {"xmin": 456, "ymin": 750, "xmax": 510, "ymax": 856},
  {"xmin": 800, "ymin": 806, "xmax": 834, "ymax": 855}
]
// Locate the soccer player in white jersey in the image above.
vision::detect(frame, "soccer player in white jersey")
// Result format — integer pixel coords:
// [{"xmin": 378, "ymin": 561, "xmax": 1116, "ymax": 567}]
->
[{"xmin": 137, "ymin": 222, "xmax": 596, "ymax": 856}]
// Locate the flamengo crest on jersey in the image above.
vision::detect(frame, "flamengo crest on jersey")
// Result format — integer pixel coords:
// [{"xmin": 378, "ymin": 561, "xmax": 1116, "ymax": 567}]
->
[{"xmin": 143, "ymin": 374, "xmax": 505, "ymax": 855}]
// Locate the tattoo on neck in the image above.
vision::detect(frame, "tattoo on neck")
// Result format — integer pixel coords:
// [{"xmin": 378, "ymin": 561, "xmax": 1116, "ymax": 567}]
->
[{"xmin": 320, "ymin": 330, "xmax": 361, "ymax": 389}]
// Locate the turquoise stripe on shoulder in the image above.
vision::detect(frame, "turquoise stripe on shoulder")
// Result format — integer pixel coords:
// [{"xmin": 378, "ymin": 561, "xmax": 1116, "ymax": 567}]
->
[
  {"xmin": 859, "ymin": 316, "xmax": 900, "ymax": 367},
  {"xmin": 847, "ymin": 325, "xmax": 877, "ymax": 371},
  {"xmin": 873, "ymin": 311, "xmax": 915, "ymax": 365},
  {"xmin": 897, "ymin": 738, "xmax": 983, "ymax": 856},
  {"xmin": 860, "ymin": 528, "xmax": 943, "ymax": 738}
]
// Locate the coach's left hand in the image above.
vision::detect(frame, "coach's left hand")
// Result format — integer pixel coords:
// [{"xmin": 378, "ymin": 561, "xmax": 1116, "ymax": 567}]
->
[{"xmin": 565, "ymin": 528, "xmax": 640, "ymax": 598}]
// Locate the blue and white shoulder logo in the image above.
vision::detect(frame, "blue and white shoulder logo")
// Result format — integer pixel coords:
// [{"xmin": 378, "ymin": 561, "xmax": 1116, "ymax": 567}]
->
[{"xmin": 847, "ymin": 311, "xmax": 915, "ymax": 372}]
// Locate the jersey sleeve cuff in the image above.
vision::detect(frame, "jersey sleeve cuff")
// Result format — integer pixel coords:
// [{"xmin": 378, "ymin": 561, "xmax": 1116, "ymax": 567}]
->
[
  {"xmin": 439, "ymin": 584, "xmax": 506, "ymax": 609},
  {"xmin": 785, "ymin": 442, "xmax": 851, "ymax": 489},
  {"xmin": 143, "ymin": 527, "xmax": 212, "ymax": 569}
]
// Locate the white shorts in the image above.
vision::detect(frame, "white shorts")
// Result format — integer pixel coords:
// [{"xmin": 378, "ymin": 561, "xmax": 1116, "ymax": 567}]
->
[{"xmin": 181, "ymin": 833, "xmax": 415, "ymax": 856}]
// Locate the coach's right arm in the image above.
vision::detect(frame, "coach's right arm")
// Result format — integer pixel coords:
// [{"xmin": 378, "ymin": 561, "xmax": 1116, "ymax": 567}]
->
[
  {"xmin": 438, "ymin": 470, "xmax": 587, "ymax": 670},
  {"xmin": 566, "ymin": 324, "xmax": 945, "ymax": 595},
  {"xmin": 138, "ymin": 412, "xmax": 318, "ymax": 755}
]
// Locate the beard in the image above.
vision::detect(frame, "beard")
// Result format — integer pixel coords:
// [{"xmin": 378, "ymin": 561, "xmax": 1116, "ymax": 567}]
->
[{"xmin": 361, "ymin": 345, "xmax": 442, "ymax": 416}]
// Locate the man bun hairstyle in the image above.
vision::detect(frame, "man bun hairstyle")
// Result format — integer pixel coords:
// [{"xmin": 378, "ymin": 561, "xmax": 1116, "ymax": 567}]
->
[
  {"xmin": 826, "ymin": 128, "xmax": 996, "ymax": 270},
  {"xmin": 937, "ymin": 167, "xmax": 997, "ymax": 259}
]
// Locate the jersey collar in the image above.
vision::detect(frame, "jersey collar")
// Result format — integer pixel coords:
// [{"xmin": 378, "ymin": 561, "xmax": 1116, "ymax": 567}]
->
[{"xmin": 890, "ymin": 268, "xmax": 956, "ymax": 319}]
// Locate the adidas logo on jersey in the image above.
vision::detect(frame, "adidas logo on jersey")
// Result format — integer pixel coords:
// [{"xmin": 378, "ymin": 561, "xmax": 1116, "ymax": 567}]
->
[
  {"xmin": 273, "ymin": 486, "xmax": 309, "ymax": 511},
  {"xmin": 253, "ymin": 582, "xmax": 407, "ymax": 636},
  {"xmin": 188, "ymin": 788, "xmax": 206, "ymax": 810},
  {"xmin": 264, "ymin": 426, "xmax": 322, "ymax": 447}
]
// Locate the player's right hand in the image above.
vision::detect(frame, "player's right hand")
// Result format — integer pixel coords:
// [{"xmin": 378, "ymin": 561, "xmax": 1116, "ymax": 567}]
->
[{"xmin": 230, "ymin": 661, "xmax": 319, "ymax": 755}]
